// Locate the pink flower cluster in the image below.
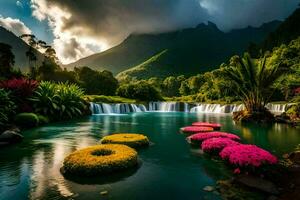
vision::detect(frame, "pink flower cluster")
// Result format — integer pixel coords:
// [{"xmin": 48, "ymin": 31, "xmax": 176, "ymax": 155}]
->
[
  {"xmin": 220, "ymin": 144, "xmax": 278, "ymax": 167},
  {"xmin": 201, "ymin": 138, "xmax": 240, "ymax": 153},
  {"xmin": 192, "ymin": 122, "xmax": 221, "ymax": 130},
  {"xmin": 188, "ymin": 132, "xmax": 241, "ymax": 143},
  {"xmin": 181, "ymin": 126, "xmax": 214, "ymax": 133}
]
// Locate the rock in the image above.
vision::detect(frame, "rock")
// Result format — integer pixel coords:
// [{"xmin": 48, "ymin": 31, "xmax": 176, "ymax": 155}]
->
[
  {"xmin": 288, "ymin": 151, "xmax": 300, "ymax": 164},
  {"xmin": 100, "ymin": 191, "xmax": 108, "ymax": 195},
  {"xmin": 0, "ymin": 130, "xmax": 23, "ymax": 144},
  {"xmin": 235, "ymin": 175, "xmax": 279, "ymax": 195},
  {"xmin": 203, "ymin": 186, "xmax": 214, "ymax": 192}
]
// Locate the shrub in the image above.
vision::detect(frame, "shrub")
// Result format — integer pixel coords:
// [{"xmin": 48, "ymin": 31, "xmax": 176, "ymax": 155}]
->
[
  {"xmin": 286, "ymin": 103, "xmax": 300, "ymax": 120},
  {"xmin": 30, "ymin": 81, "xmax": 87, "ymax": 120},
  {"xmin": 0, "ymin": 89, "xmax": 16, "ymax": 129},
  {"xmin": 117, "ymin": 81, "xmax": 163, "ymax": 101},
  {"xmin": 220, "ymin": 144, "xmax": 278, "ymax": 168},
  {"xmin": 37, "ymin": 114, "xmax": 49, "ymax": 125},
  {"xmin": 0, "ymin": 78, "xmax": 38, "ymax": 98},
  {"xmin": 63, "ymin": 144, "xmax": 138, "ymax": 176},
  {"xmin": 101, "ymin": 133, "xmax": 150, "ymax": 148},
  {"xmin": 201, "ymin": 138, "xmax": 240, "ymax": 153},
  {"xmin": 188, "ymin": 132, "xmax": 241, "ymax": 144},
  {"xmin": 15, "ymin": 113, "xmax": 39, "ymax": 128}
]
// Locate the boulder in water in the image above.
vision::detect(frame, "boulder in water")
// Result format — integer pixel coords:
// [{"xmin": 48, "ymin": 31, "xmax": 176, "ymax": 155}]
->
[{"xmin": 0, "ymin": 130, "xmax": 23, "ymax": 145}]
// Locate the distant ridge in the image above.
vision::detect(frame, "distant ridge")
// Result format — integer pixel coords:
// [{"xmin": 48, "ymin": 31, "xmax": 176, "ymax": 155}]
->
[
  {"xmin": 66, "ymin": 20, "xmax": 281, "ymax": 78},
  {"xmin": 0, "ymin": 26, "xmax": 44, "ymax": 71}
]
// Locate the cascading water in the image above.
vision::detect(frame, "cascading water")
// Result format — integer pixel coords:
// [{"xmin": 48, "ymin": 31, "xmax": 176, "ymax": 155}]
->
[
  {"xmin": 265, "ymin": 103, "xmax": 287, "ymax": 113},
  {"xmin": 90, "ymin": 102, "xmax": 288, "ymax": 114},
  {"xmin": 148, "ymin": 102, "xmax": 189, "ymax": 112},
  {"xmin": 190, "ymin": 104, "xmax": 245, "ymax": 114},
  {"xmin": 90, "ymin": 102, "xmax": 147, "ymax": 114}
]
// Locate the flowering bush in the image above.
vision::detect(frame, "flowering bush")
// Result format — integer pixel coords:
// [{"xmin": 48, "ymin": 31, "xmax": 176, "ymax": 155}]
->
[
  {"xmin": 0, "ymin": 78, "xmax": 38, "ymax": 97},
  {"xmin": 220, "ymin": 144, "xmax": 278, "ymax": 168},
  {"xmin": 63, "ymin": 144, "xmax": 138, "ymax": 176},
  {"xmin": 201, "ymin": 138, "xmax": 240, "ymax": 153},
  {"xmin": 180, "ymin": 126, "xmax": 213, "ymax": 133},
  {"xmin": 101, "ymin": 133, "xmax": 149, "ymax": 148},
  {"xmin": 192, "ymin": 122, "xmax": 222, "ymax": 130},
  {"xmin": 188, "ymin": 132, "xmax": 240, "ymax": 144}
]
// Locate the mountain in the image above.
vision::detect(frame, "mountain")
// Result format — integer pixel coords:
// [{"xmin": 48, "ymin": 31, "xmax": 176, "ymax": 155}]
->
[
  {"xmin": 116, "ymin": 21, "xmax": 281, "ymax": 80},
  {"xmin": 67, "ymin": 21, "xmax": 281, "ymax": 78},
  {"xmin": 0, "ymin": 26, "xmax": 44, "ymax": 71},
  {"xmin": 261, "ymin": 7, "xmax": 300, "ymax": 51}
]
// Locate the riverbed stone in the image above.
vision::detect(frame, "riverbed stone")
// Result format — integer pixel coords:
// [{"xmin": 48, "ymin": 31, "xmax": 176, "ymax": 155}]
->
[
  {"xmin": 203, "ymin": 186, "xmax": 214, "ymax": 192},
  {"xmin": 0, "ymin": 130, "xmax": 23, "ymax": 144},
  {"xmin": 235, "ymin": 175, "xmax": 279, "ymax": 195},
  {"xmin": 288, "ymin": 151, "xmax": 300, "ymax": 164}
]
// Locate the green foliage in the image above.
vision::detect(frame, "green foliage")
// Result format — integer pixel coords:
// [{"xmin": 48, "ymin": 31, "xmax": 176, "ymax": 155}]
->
[
  {"xmin": 30, "ymin": 81, "xmax": 87, "ymax": 120},
  {"xmin": 0, "ymin": 89, "xmax": 16, "ymax": 129},
  {"xmin": 286, "ymin": 104, "xmax": 300, "ymax": 120},
  {"xmin": 84, "ymin": 95, "xmax": 136, "ymax": 104},
  {"xmin": 223, "ymin": 53, "xmax": 292, "ymax": 113},
  {"xmin": 75, "ymin": 67, "xmax": 118, "ymax": 95},
  {"xmin": 117, "ymin": 81, "xmax": 163, "ymax": 101},
  {"xmin": 15, "ymin": 113, "xmax": 39, "ymax": 128},
  {"xmin": 162, "ymin": 75, "xmax": 185, "ymax": 97},
  {"xmin": 37, "ymin": 114, "xmax": 49, "ymax": 125}
]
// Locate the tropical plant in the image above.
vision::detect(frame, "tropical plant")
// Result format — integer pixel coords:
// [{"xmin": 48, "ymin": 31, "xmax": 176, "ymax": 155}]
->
[
  {"xmin": 30, "ymin": 81, "xmax": 87, "ymax": 120},
  {"xmin": 223, "ymin": 53, "xmax": 291, "ymax": 114},
  {"xmin": 0, "ymin": 43, "xmax": 15, "ymax": 78},
  {"xmin": 0, "ymin": 89, "xmax": 16, "ymax": 129}
]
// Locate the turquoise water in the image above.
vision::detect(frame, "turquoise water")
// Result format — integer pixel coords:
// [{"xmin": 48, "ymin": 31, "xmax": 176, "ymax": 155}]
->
[{"xmin": 0, "ymin": 112, "xmax": 299, "ymax": 200}]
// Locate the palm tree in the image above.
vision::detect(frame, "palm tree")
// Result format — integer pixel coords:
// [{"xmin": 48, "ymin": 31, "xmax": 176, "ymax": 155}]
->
[{"xmin": 223, "ymin": 53, "xmax": 291, "ymax": 114}]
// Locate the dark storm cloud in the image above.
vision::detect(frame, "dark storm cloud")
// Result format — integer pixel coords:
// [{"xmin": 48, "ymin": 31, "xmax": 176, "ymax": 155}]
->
[{"xmin": 30, "ymin": 0, "xmax": 299, "ymax": 63}]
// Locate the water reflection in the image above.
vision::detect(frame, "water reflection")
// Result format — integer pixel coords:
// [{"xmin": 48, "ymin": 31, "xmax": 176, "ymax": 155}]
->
[{"xmin": 0, "ymin": 113, "xmax": 299, "ymax": 200}]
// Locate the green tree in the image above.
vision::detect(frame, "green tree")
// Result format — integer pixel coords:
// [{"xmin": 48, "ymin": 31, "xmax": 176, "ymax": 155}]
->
[
  {"xmin": 0, "ymin": 43, "xmax": 15, "ymax": 78},
  {"xmin": 223, "ymin": 53, "xmax": 291, "ymax": 113}
]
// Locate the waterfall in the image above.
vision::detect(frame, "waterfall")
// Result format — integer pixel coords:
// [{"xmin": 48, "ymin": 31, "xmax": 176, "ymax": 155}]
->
[
  {"xmin": 190, "ymin": 104, "xmax": 244, "ymax": 114},
  {"xmin": 265, "ymin": 103, "xmax": 287, "ymax": 113},
  {"xmin": 148, "ymin": 102, "xmax": 181, "ymax": 112},
  {"xmin": 90, "ymin": 102, "xmax": 147, "ymax": 114},
  {"xmin": 90, "ymin": 102, "xmax": 288, "ymax": 114}
]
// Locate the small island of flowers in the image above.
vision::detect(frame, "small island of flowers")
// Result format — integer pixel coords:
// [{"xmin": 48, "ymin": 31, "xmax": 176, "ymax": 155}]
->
[
  {"xmin": 62, "ymin": 144, "xmax": 138, "ymax": 176},
  {"xmin": 100, "ymin": 133, "xmax": 150, "ymax": 148}
]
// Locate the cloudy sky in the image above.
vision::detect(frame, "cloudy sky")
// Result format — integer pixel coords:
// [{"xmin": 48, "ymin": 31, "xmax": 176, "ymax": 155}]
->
[{"xmin": 0, "ymin": 0, "xmax": 298, "ymax": 64}]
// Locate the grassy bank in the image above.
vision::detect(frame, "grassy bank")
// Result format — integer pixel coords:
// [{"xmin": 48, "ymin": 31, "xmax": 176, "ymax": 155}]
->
[{"xmin": 84, "ymin": 95, "xmax": 138, "ymax": 104}]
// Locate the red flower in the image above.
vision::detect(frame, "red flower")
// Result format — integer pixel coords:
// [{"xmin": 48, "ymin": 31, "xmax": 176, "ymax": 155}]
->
[
  {"xmin": 201, "ymin": 137, "xmax": 240, "ymax": 153},
  {"xmin": 220, "ymin": 144, "xmax": 278, "ymax": 168},
  {"xmin": 192, "ymin": 122, "xmax": 222, "ymax": 130},
  {"xmin": 188, "ymin": 132, "xmax": 240, "ymax": 143},
  {"xmin": 0, "ymin": 78, "xmax": 38, "ymax": 97},
  {"xmin": 233, "ymin": 168, "xmax": 241, "ymax": 174},
  {"xmin": 181, "ymin": 126, "xmax": 214, "ymax": 133}
]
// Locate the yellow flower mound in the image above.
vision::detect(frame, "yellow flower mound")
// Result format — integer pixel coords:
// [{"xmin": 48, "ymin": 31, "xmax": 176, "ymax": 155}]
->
[
  {"xmin": 100, "ymin": 133, "xmax": 150, "ymax": 148},
  {"xmin": 63, "ymin": 144, "xmax": 138, "ymax": 176}
]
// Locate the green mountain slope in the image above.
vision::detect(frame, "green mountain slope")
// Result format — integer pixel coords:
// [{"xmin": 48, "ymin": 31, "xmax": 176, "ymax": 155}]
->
[
  {"xmin": 0, "ymin": 26, "xmax": 44, "ymax": 71},
  {"xmin": 66, "ymin": 21, "xmax": 281, "ymax": 76},
  {"xmin": 116, "ymin": 21, "xmax": 281, "ymax": 80},
  {"xmin": 261, "ymin": 7, "xmax": 300, "ymax": 51}
]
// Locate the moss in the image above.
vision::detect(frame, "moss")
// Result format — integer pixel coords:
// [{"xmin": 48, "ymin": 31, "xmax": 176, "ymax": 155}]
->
[
  {"xmin": 83, "ymin": 95, "xmax": 137, "ymax": 104},
  {"xmin": 63, "ymin": 144, "xmax": 138, "ymax": 176},
  {"xmin": 101, "ymin": 133, "xmax": 150, "ymax": 148},
  {"xmin": 15, "ymin": 113, "xmax": 39, "ymax": 128}
]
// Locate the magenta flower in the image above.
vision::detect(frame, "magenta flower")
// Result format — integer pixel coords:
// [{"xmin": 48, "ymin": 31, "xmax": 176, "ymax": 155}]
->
[
  {"xmin": 220, "ymin": 144, "xmax": 278, "ymax": 168},
  {"xmin": 201, "ymin": 138, "xmax": 240, "ymax": 153},
  {"xmin": 188, "ymin": 132, "xmax": 240, "ymax": 144},
  {"xmin": 181, "ymin": 126, "xmax": 214, "ymax": 133},
  {"xmin": 192, "ymin": 122, "xmax": 222, "ymax": 130},
  {"xmin": 233, "ymin": 168, "xmax": 241, "ymax": 174}
]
